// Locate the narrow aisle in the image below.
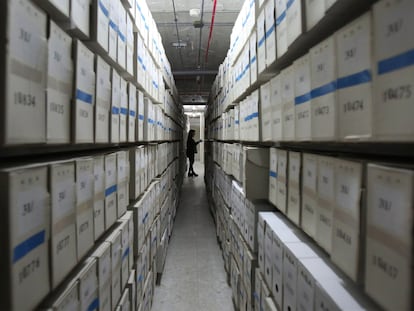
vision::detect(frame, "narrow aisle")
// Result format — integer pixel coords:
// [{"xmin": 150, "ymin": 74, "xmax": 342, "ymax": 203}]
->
[{"xmin": 152, "ymin": 162, "xmax": 234, "ymax": 311}]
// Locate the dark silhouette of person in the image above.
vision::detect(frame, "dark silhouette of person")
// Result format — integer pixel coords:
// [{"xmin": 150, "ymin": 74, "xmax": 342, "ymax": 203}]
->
[{"xmin": 186, "ymin": 129, "xmax": 202, "ymax": 177}]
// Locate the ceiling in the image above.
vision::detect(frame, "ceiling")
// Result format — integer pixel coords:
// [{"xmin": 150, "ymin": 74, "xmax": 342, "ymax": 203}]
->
[{"xmin": 147, "ymin": 0, "xmax": 243, "ymax": 104}]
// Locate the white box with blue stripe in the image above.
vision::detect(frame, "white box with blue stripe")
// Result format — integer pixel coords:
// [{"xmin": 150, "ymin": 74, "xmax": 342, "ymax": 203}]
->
[
  {"xmin": 49, "ymin": 161, "xmax": 77, "ymax": 289},
  {"xmin": 104, "ymin": 153, "xmax": 118, "ymax": 229},
  {"xmin": 276, "ymin": 0, "xmax": 288, "ymax": 57},
  {"xmin": 373, "ymin": 0, "xmax": 414, "ymax": 141},
  {"xmin": 73, "ymin": 40, "xmax": 95, "ymax": 144},
  {"xmin": 93, "ymin": 155, "xmax": 106, "ymax": 240},
  {"xmin": 257, "ymin": 9, "xmax": 267, "ymax": 75},
  {"xmin": 119, "ymin": 77, "xmax": 128, "ymax": 143},
  {"xmin": 108, "ymin": 0, "xmax": 118, "ymax": 62},
  {"xmin": 287, "ymin": 151, "xmax": 301, "ymax": 225},
  {"xmin": 110, "ymin": 68, "xmax": 120, "ymax": 143},
  {"xmin": 336, "ymin": 12, "xmax": 373, "ymax": 140},
  {"xmin": 294, "ymin": 53, "xmax": 312, "ymax": 141},
  {"xmin": 88, "ymin": 0, "xmax": 109, "ymax": 54},
  {"xmin": 260, "ymin": 81, "xmax": 272, "ymax": 141},
  {"xmin": 117, "ymin": 2, "xmax": 127, "ymax": 70},
  {"xmin": 286, "ymin": 0, "xmax": 304, "ymax": 47},
  {"xmin": 310, "ymin": 36, "xmax": 337, "ymax": 141},
  {"xmin": 95, "ymin": 56, "xmax": 111, "ymax": 143},
  {"xmin": 265, "ymin": 0, "xmax": 277, "ymax": 67},
  {"xmin": 0, "ymin": 164, "xmax": 50, "ymax": 310},
  {"xmin": 269, "ymin": 148, "xmax": 278, "ymax": 207},
  {"xmin": 65, "ymin": 0, "xmax": 90, "ymax": 40}
]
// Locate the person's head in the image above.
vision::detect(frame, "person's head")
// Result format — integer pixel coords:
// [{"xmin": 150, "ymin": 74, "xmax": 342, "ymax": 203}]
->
[{"xmin": 188, "ymin": 129, "xmax": 195, "ymax": 138}]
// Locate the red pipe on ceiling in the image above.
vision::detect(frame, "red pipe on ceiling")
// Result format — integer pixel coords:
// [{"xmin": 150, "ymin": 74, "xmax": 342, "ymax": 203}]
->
[{"xmin": 204, "ymin": 0, "xmax": 218, "ymax": 64}]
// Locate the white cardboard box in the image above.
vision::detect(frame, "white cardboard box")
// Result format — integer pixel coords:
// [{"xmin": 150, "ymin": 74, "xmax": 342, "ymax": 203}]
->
[
  {"xmin": 47, "ymin": 20, "xmax": 72, "ymax": 144},
  {"xmin": 119, "ymin": 77, "xmax": 128, "ymax": 142},
  {"xmin": 287, "ymin": 151, "xmax": 301, "ymax": 225},
  {"xmin": 305, "ymin": 0, "xmax": 325, "ymax": 31},
  {"xmin": 128, "ymin": 83, "xmax": 137, "ymax": 142},
  {"xmin": 283, "ymin": 242, "xmax": 319, "ymax": 311},
  {"xmin": 260, "ymin": 81, "xmax": 272, "ymax": 141},
  {"xmin": 73, "ymin": 40, "xmax": 95, "ymax": 143},
  {"xmin": 243, "ymin": 147, "xmax": 269, "ymax": 200},
  {"xmin": 250, "ymin": 31, "xmax": 258, "ymax": 85},
  {"xmin": 108, "ymin": 0, "xmax": 118, "ymax": 62},
  {"xmin": 315, "ymin": 277, "xmax": 374, "ymax": 311},
  {"xmin": 105, "ymin": 153, "xmax": 118, "ymax": 229},
  {"xmin": 49, "ymin": 161, "xmax": 77, "ymax": 289},
  {"xmin": 294, "ymin": 53, "xmax": 312, "ymax": 141},
  {"xmin": 33, "ymin": 0, "xmax": 70, "ymax": 20},
  {"xmin": 0, "ymin": 164, "xmax": 50, "ymax": 310},
  {"xmin": 90, "ymin": 241, "xmax": 111, "ymax": 311},
  {"xmin": 287, "ymin": 0, "xmax": 304, "ymax": 47},
  {"xmin": 269, "ymin": 148, "xmax": 278, "ymax": 207},
  {"xmin": 310, "ymin": 36, "xmax": 337, "ymax": 140},
  {"xmin": 373, "ymin": 0, "xmax": 414, "ymax": 141},
  {"xmin": 89, "ymin": 0, "xmax": 109, "ymax": 54},
  {"xmin": 106, "ymin": 229, "xmax": 122, "ymax": 310},
  {"xmin": 301, "ymin": 153, "xmax": 318, "ymax": 239},
  {"xmin": 2, "ymin": 0, "xmax": 47, "ymax": 145},
  {"xmin": 40, "ymin": 280, "xmax": 79, "ymax": 311},
  {"xmin": 276, "ymin": 0, "xmax": 288, "ymax": 57},
  {"xmin": 365, "ymin": 164, "xmax": 414, "ymax": 311},
  {"xmin": 316, "ymin": 155, "xmax": 335, "ymax": 254},
  {"xmin": 111, "ymin": 68, "xmax": 121, "ymax": 143},
  {"xmin": 68, "ymin": 0, "xmax": 90, "ymax": 39},
  {"xmin": 78, "ymin": 259, "xmax": 98, "ymax": 311},
  {"xmin": 281, "ymin": 65, "xmax": 295, "ymax": 141},
  {"xmin": 332, "ymin": 159, "xmax": 363, "ymax": 282},
  {"xmin": 276, "ymin": 149, "xmax": 288, "ymax": 214},
  {"xmin": 117, "ymin": 2, "xmax": 127, "ymax": 69},
  {"xmin": 265, "ymin": 0, "xmax": 277, "ymax": 66},
  {"xmin": 93, "ymin": 155, "xmax": 105, "ymax": 240},
  {"xmin": 257, "ymin": 10, "xmax": 267, "ymax": 75},
  {"xmin": 271, "ymin": 75, "xmax": 283, "ymax": 141},
  {"xmin": 126, "ymin": 14, "xmax": 134, "ymax": 77},
  {"xmin": 95, "ymin": 56, "xmax": 111, "ymax": 143},
  {"xmin": 137, "ymin": 90, "xmax": 144, "ymax": 141},
  {"xmin": 75, "ymin": 158, "xmax": 94, "ymax": 260},
  {"xmin": 336, "ymin": 12, "xmax": 373, "ymax": 140}
]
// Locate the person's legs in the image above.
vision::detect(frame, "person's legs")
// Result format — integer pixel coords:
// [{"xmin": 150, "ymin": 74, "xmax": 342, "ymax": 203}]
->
[{"xmin": 188, "ymin": 155, "xmax": 195, "ymax": 176}]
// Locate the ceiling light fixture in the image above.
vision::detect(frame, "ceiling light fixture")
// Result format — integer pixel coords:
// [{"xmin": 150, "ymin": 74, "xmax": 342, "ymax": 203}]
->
[{"xmin": 189, "ymin": 8, "xmax": 200, "ymax": 17}]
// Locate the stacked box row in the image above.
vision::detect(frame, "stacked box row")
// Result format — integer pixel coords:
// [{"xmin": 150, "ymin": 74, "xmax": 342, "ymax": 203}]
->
[
  {"xmin": 208, "ymin": 0, "xmax": 414, "ymax": 142},
  {"xmin": 0, "ymin": 0, "xmax": 183, "ymax": 146}
]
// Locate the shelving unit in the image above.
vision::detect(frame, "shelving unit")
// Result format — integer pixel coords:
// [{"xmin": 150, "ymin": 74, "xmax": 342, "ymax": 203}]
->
[
  {"xmin": 205, "ymin": 0, "xmax": 414, "ymax": 311},
  {"xmin": 0, "ymin": 0, "xmax": 186, "ymax": 310}
]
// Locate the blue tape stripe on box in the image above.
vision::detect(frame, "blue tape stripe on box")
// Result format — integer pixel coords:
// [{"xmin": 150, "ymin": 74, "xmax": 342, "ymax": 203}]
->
[
  {"xmin": 378, "ymin": 49, "xmax": 414, "ymax": 75},
  {"xmin": 287, "ymin": 0, "xmax": 295, "ymax": 9},
  {"xmin": 122, "ymin": 247, "xmax": 130, "ymax": 260},
  {"xmin": 99, "ymin": 1, "xmax": 109, "ymax": 17},
  {"xmin": 235, "ymin": 120, "xmax": 240, "ymax": 124},
  {"xmin": 295, "ymin": 92, "xmax": 311, "ymax": 105},
  {"xmin": 138, "ymin": 114, "xmax": 144, "ymax": 120},
  {"xmin": 269, "ymin": 171, "xmax": 277, "ymax": 178},
  {"xmin": 118, "ymin": 31, "xmax": 126, "ymax": 42},
  {"xmin": 276, "ymin": 11, "xmax": 286, "ymax": 25},
  {"xmin": 76, "ymin": 89, "xmax": 93, "ymax": 104},
  {"xmin": 120, "ymin": 108, "xmax": 128, "ymax": 115},
  {"xmin": 112, "ymin": 107, "xmax": 119, "ymax": 114},
  {"xmin": 109, "ymin": 20, "xmax": 118, "ymax": 31},
  {"xmin": 251, "ymin": 56, "xmax": 257, "ymax": 64},
  {"xmin": 138, "ymin": 56, "xmax": 143, "ymax": 64},
  {"xmin": 130, "ymin": 111, "xmax": 136, "ymax": 117},
  {"xmin": 258, "ymin": 35, "xmax": 266, "ymax": 47},
  {"xmin": 251, "ymin": 112, "xmax": 259, "ymax": 118},
  {"xmin": 311, "ymin": 81, "xmax": 336, "ymax": 99},
  {"xmin": 87, "ymin": 298, "xmax": 99, "ymax": 311},
  {"xmin": 13, "ymin": 230, "xmax": 46, "ymax": 263},
  {"xmin": 266, "ymin": 24, "xmax": 276, "ymax": 39},
  {"xmin": 337, "ymin": 69, "xmax": 371, "ymax": 89},
  {"xmin": 105, "ymin": 184, "xmax": 117, "ymax": 196}
]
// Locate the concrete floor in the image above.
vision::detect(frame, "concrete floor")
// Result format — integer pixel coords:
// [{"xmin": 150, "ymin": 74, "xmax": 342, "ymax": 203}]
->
[{"xmin": 152, "ymin": 162, "xmax": 234, "ymax": 311}]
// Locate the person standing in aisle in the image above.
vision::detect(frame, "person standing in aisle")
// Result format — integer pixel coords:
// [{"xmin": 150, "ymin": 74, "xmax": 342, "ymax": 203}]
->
[{"xmin": 186, "ymin": 129, "xmax": 202, "ymax": 177}]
